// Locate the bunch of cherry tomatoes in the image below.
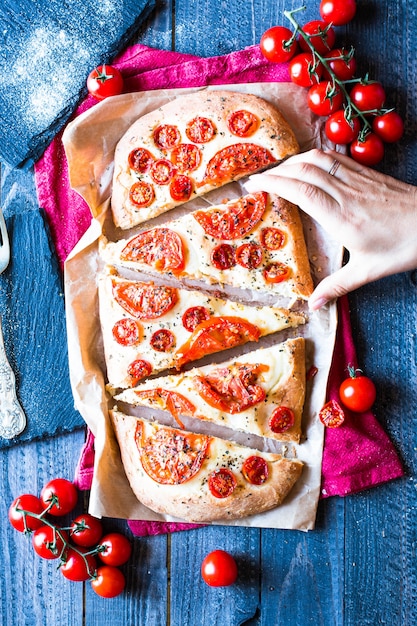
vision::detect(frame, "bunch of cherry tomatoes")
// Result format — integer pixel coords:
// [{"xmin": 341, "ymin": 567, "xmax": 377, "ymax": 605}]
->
[
  {"xmin": 8, "ymin": 478, "xmax": 132, "ymax": 598},
  {"xmin": 260, "ymin": 0, "xmax": 403, "ymax": 166}
]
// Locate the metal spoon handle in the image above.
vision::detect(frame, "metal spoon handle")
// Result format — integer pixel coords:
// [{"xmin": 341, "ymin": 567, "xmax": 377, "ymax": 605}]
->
[{"xmin": 0, "ymin": 317, "xmax": 26, "ymax": 438}]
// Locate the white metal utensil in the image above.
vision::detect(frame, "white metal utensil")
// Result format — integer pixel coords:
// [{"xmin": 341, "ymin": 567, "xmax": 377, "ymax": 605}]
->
[{"xmin": 0, "ymin": 206, "xmax": 26, "ymax": 438}]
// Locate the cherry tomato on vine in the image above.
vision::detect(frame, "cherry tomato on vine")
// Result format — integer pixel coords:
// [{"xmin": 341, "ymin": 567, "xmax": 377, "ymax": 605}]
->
[
  {"xmin": 40, "ymin": 478, "xmax": 78, "ymax": 517},
  {"xmin": 298, "ymin": 20, "xmax": 336, "ymax": 55},
  {"xmin": 70, "ymin": 514, "xmax": 103, "ymax": 547},
  {"xmin": 87, "ymin": 64, "xmax": 124, "ymax": 101},
  {"xmin": 260, "ymin": 26, "xmax": 298, "ymax": 63},
  {"xmin": 8, "ymin": 494, "xmax": 45, "ymax": 533},
  {"xmin": 60, "ymin": 548, "xmax": 97, "ymax": 582},
  {"xmin": 32, "ymin": 525, "xmax": 68, "ymax": 560},
  {"xmin": 201, "ymin": 550, "xmax": 238, "ymax": 587},
  {"xmin": 339, "ymin": 370, "xmax": 376, "ymax": 412},
  {"xmin": 323, "ymin": 48, "xmax": 357, "ymax": 81},
  {"xmin": 320, "ymin": 0, "xmax": 357, "ymax": 26},
  {"xmin": 350, "ymin": 81, "xmax": 386, "ymax": 112},
  {"xmin": 350, "ymin": 132, "xmax": 385, "ymax": 166},
  {"xmin": 325, "ymin": 110, "xmax": 361, "ymax": 144},
  {"xmin": 91, "ymin": 565, "xmax": 126, "ymax": 598},
  {"xmin": 98, "ymin": 533, "xmax": 132, "ymax": 566},
  {"xmin": 372, "ymin": 111, "xmax": 404, "ymax": 143},
  {"xmin": 307, "ymin": 81, "xmax": 344, "ymax": 116},
  {"xmin": 289, "ymin": 52, "xmax": 323, "ymax": 88}
]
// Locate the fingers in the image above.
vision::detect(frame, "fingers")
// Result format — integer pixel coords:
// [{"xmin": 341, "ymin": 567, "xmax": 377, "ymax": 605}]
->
[{"xmin": 308, "ymin": 262, "xmax": 370, "ymax": 310}]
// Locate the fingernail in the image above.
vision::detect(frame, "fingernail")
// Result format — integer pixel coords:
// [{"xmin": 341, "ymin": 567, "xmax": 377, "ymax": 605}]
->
[{"xmin": 308, "ymin": 296, "xmax": 328, "ymax": 311}]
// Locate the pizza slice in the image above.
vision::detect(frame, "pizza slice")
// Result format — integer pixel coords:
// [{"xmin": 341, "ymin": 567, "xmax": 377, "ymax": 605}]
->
[
  {"xmin": 101, "ymin": 192, "xmax": 313, "ymax": 302},
  {"xmin": 99, "ymin": 269, "xmax": 306, "ymax": 390},
  {"xmin": 110, "ymin": 410, "xmax": 303, "ymax": 522},
  {"xmin": 111, "ymin": 90, "xmax": 299, "ymax": 229},
  {"xmin": 115, "ymin": 338, "xmax": 305, "ymax": 443}
]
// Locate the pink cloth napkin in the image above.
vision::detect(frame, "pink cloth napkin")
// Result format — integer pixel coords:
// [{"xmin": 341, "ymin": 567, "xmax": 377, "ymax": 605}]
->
[{"xmin": 35, "ymin": 44, "xmax": 404, "ymax": 536}]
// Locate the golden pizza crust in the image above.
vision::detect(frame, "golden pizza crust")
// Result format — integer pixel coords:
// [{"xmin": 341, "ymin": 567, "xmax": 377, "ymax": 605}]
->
[
  {"xmin": 111, "ymin": 90, "xmax": 299, "ymax": 229},
  {"xmin": 110, "ymin": 410, "xmax": 303, "ymax": 522}
]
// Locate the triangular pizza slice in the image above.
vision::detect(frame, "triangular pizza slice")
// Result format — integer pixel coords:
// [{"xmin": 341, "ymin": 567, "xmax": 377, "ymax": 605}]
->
[
  {"xmin": 110, "ymin": 410, "xmax": 303, "ymax": 522},
  {"xmin": 98, "ymin": 269, "xmax": 306, "ymax": 391},
  {"xmin": 115, "ymin": 338, "xmax": 305, "ymax": 443},
  {"xmin": 111, "ymin": 90, "xmax": 299, "ymax": 229},
  {"xmin": 101, "ymin": 192, "xmax": 313, "ymax": 302}
]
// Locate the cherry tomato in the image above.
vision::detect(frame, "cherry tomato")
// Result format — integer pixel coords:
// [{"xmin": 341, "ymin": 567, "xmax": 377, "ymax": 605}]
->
[
  {"xmin": 228, "ymin": 110, "xmax": 259, "ymax": 137},
  {"xmin": 208, "ymin": 468, "xmax": 237, "ymax": 498},
  {"xmin": 269, "ymin": 406, "xmax": 295, "ymax": 433},
  {"xmin": 242, "ymin": 456, "xmax": 269, "ymax": 485},
  {"xmin": 339, "ymin": 371, "xmax": 376, "ymax": 412},
  {"xmin": 350, "ymin": 82, "xmax": 386, "ymax": 112},
  {"xmin": 263, "ymin": 262, "xmax": 291, "ymax": 284},
  {"xmin": 8, "ymin": 494, "xmax": 44, "ymax": 533},
  {"xmin": 350, "ymin": 132, "xmax": 385, "ymax": 166},
  {"xmin": 91, "ymin": 566, "xmax": 126, "ymax": 598},
  {"xmin": 323, "ymin": 48, "xmax": 356, "ymax": 81},
  {"xmin": 319, "ymin": 399, "xmax": 345, "ymax": 428},
  {"xmin": 129, "ymin": 181, "xmax": 155, "ymax": 208},
  {"xmin": 169, "ymin": 175, "xmax": 193, "ymax": 202},
  {"xmin": 298, "ymin": 20, "xmax": 336, "ymax": 55},
  {"xmin": 201, "ymin": 550, "xmax": 238, "ymax": 587},
  {"xmin": 289, "ymin": 53, "xmax": 323, "ymax": 88},
  {"xmin": 127, "ymin": 359, "xmax": 153, "ymax": 384},
  {"xmin": 40, "ymin": 478, "xmax": 78, "ymax": 516},
  {"xmin": 320, "ymin": 0, "xmax": 357, "ymax": 26},
  {"xmin": 182, "ymin": 306, "xmax": 211, "ymax": 332},
  {"xmin": 60, "ymin": 548, "xmax": 97, "ymax": 581},
  {"xmin": 211, "ymin": 243, "xmax": 236, "ymax": 270},
  {"xmin": 260, "ymin": 26, "xmax": 299, "ymax": 63},
  {"xmin": 186, "ymin": 117, "xmax": 216, "ymax": 143},
  {"xmin": 112, "ymin": 318, "xmax": 142, "ymax": 346},
  {"xmin": 325, "ymin": 110, "xmax": 361, "ymax": 144},
  {"xmin": 307, "ymin": 81, "xmax": 344, "ymax": 116},
  {"xmin": 372, "ymin": 111, "xmax": 404, "ymax": 143},
  {"xmin": 150, "ymin": 328, "xmax": 176, "ymax": 352},
  {"xmin": 235, "ymin": 243, "xmax": 263, "ymax": 269},
  {"xmin": 98, "ymin": 533, "xmax": 132, "ymax": 566},
  {"xmin": 32, "ymin": 525, "xmax": 68, "ymax": 559},
  {"xmin": 70, "ymin": 514, "xmax": 103, "ymax": 547},
  {"xmin": 87, "ymin": 65, "xmax": 124, "ymax": 101}
]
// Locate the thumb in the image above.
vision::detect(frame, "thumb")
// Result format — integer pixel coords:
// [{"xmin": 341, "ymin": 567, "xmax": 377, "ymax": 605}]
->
[{"xmin": 308, "ymin": 263, "xmax": 368, "ymax": 310}]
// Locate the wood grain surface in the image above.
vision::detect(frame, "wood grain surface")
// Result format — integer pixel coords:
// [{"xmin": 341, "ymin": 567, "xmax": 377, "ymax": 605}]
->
[{"xmin": 1, "ymin": 1, "xmax": 416, "ymax": 625}]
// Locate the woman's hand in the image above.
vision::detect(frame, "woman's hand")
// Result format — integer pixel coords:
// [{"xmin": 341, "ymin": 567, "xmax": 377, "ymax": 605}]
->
[{"xmin": 245, "ymin": 149, "xmax": 417, "ymax": 309}]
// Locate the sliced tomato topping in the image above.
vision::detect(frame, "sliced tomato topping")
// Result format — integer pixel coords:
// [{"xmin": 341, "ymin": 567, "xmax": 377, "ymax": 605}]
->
[
  {"xmin": 199, "ymin": 144, "xmax": 276, "ymax": 187},
  {"xmin": 185, "ymin": 117, "xmax": 216, "ymax": 143},
  {"xmin": 171, "ymin": 144, "xmax": 201, "ymax": 173},
  {"xmin": 182, "ymin": 306, "xmax": 211, "ymax": 332},
  {"xmin": 128, "ymin": 147, "xmax": 154, "ymax": 172},
  {"xmin": 261, "ymin": 227, "xmax": 286, "ymax": 250},
  {"xmin": 193, "ymin": 363, "xmax": 267, "ymax": 414},
  {"xmin": 263, "ymin": 262, "xmax": 291, "ymax": 284},
  {"xmin": 235, "ymin": 243, "xmax": 263, "ymax": 269},
  {"xmin": 136, "ymin": 421, "xmax": 210, "ymax": 485},
  {"xmin": 193, "ymin": 192, "xmax": 267, "ymax": 240},
  {"xmin": 112, "ymin": 318, "xmax": 142, "ymax": 346},
  {"xmin": 227, "ymin": 110, "xmax": 260, "ymax": 137},
  {"xmin": 269, "ymin": 406, "xmax": 295, "ymax": 433},
  {"xmin": 242, "ymin": 456, "xmax": 269, "ymax": 485},
  {"xmin": 129, "ymin": 181, "xmax": 155, "ymax": 208},
  {"xmin": 208, "ymin": 468, "xmax": 237, "ymax": 498},
  {"xmin": 120, "ymin": 228, "xmax": 185, "ymax": 274},
  {"xmin": 133, "ymin": 388, "xmax": 196, "ymax": 427},
  {"xmin": 319, "ymin": 400, "xmax": 345, "ymax": 428},
  {"xmin": 112, "ymin": 280, "xmax": 178, "ymax": 320},
  {"xmin": 127, "ymin": 359, "xmax": 152, "ymax": 384},
  {"xmin": 169, "ymin": 175, "xmax": 193, "ymax": 202},
  {"xmin": 211, "ymin": 243, "xmax": 236, "ymax": 270},
  {"xmin": 153, "ymin": 124, "xmax": 181, "ymax": 150},
  {"xmin": 150, "ymin": 329, "xmax": 176, "ymax": 352},
  {"xmin": 175, "ymin": 316, "xmax": 261, "ymax": 369},
  {"xmin": 149, "ymin": 159, "xmax": 176, "ymax": 185}
]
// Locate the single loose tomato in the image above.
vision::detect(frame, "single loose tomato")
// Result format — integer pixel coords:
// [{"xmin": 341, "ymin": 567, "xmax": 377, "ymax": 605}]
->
[
  {"xmin": 260, "ymin": 26, "xmax": 298, "ymax": 63},
  {"xmin": 320, "ymin": 0, "xmax": 356, "ymax": 25},
  {"xmin": 60, "ymin": 548, "xmax": 97, "ymax": 582},
  {"xmin": 70, "ymin": 514, "xmax": 103, "ymax": 547},
  {"xmin": 307, "ymin": 81, "xmax": 344, "ymax": 116},
  {"xmin": 323, "ymin": 48, "xmax": 356, "ymax": 81},
  {"xmin": 32, "ymin": 525, "xmax": 68, "ymax": 559},
  {"xmin": 350, "ymin": 133, "xmax": 385, "ymax": 166},
  {"xmin": 201, "ymin": 550, "xmax": 238, "ymax": 587},
  {"xmin": 372, "ymin": 111, "xmax": 404, "ymax": 143},
  {"xmin": 339, "ymin": 369, "xmax": 376, "ymax": 412},
  {"xmin": 193, "ymin": 192, "xmax": 267, "ymax": 240},
  {"xmin": 40, "ymin": 478, "xmax": 78, "ymax": 516},
  {"xmin": 98, "ymin": 533, "xmax": 132, "ymax": 566},
  {"xmin": 319, "ymin": 399, "xmax": 345, "ymax": 427},
  {"xmin": 91, "ymin": 566, "xmax": 126, "ymax": 598},
  {"xmin": 8, "ymin": 494, "xmax": 44, "ymax": 533},
  {"xmin": 87, "ymin": 64, "xmax": 124, "ymax": 100},
  {"xmin": 325, "ymin": 110, "xmax": 361, "ymax": 144},
  {"xmin": 350, "ymin": 82, "xmax": 386, "ymax": 112},
  {"xmin": 298, "ymin": 20, "xmax": 336, "ymax": 55},
  {"xmin": 289, "ymin": 52, "xmax": 323, "ymax": 88}
]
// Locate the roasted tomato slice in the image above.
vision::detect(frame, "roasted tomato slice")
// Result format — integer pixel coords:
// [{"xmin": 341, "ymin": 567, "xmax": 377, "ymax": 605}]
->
[
  {"xmin": 120, "ymin": 228, "xmax": 185, "ymax": 274},
  {"xmin": 127, "ymin": 359, "xmax": 153, "ymax": 384},
  {"xmin": 182, "ymin": 306, "xmax": 211, "ymax": 332},
  {"xmin": 150, "ymin": 329, "xmax": 176, "ymax": 352},
  {"xmin": 171, "ymin": 144, "xmax": 202, "ymax": 173},
  {"xmin": 269, "ymin": 406, "xmax": 295, "ymax": 433},
  {"xmin": 199, "ymin": 144, "xmax": 276, "ymax": 187},
  {"xmin": 112, "ymin": 280, "xmax": 178, "ymax": 320},
  {"xmin": 136, "ymin": 422, "xmax": 209, "ymax": 484},
  {"xmin": 263, "ymin": 262, "xmax": 291, "ymax": 284},
  {"xmin": 260, "ymin": 227, "xmax": 286, "ymax": 250},
  {"xmin": 185, "ymin": 116, "xmax": 216, "ymax": 143},
  {"xmin": 208, "ymin": 468, "xmax": 237, "ymax": 498},
  {"xmin": 175, "ymin": 316, "xmax": 261, "ymax": 369},
  {"xmin": 129, "ymin": 181, "xmax": 155, "ymax": 208},
  {"xmin": 235, "ymin": 243, "xmax": 263, "ymax": 269},
  {"xmin": 193, "ymin": 192, "xmax": 267, "ymax": 240},
  {"xmin": 128, "ymin": 147, "xmax": 154, "ymax": 172},
  {"xmin": 112, "ymin": 318, "xmax": 142, "ymax": 346},
  {"xmin": 169, "ymin": 175, "xmax": 193, "ymax": 202},
  {"xmin": 242, "ymin": 456, "xmax": 269, "ymax": 485},
  {"xmin": 193, "ymin": 363, "xmax": 267, "ymax": 414},
  {"xmin": 227, "ymin": 110, "xmax": 259, "ymax": 137},
  {"xmin": 153, "ymin": 124, "xmax": 181, "ymax": 150},
  {"xmin": 133, "ymin": 388, "xmax": 196, "ymax": 427},
  {"xmin": 149, "ymin": 159, "xmax": 176, "ymax": 185},
  {"xmin": 319, "ymin": 399, "xmax": 345, "ymax": 428}
]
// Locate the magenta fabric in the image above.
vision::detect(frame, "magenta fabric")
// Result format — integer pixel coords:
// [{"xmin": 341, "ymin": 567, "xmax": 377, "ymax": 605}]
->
[{"xmin": 35, "ymin": 44, "xmax": 404, "ymax": 536}]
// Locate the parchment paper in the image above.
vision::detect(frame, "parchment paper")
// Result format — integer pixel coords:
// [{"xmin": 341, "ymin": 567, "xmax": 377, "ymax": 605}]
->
[{"xmin": 63, "ymin": 83, "xmax": 342, "ymax": 530}]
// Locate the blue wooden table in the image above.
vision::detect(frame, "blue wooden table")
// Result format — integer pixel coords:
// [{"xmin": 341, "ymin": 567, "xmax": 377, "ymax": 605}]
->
[{"xmin": 1, "ymin": 1, "xmax": 417, "ymax": 624}]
